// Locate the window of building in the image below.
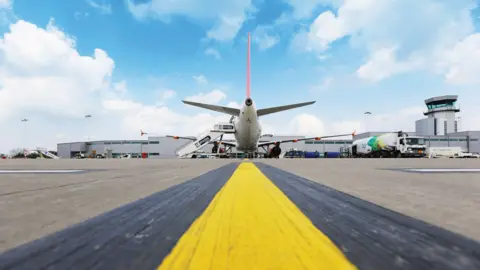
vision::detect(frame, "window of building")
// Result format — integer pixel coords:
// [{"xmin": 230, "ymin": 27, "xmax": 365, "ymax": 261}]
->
[
  {"xmin": 454, "ymin": 121, "xmax": 458, "ymax": 133},
  {"xmin": 149, "ymin": 141, "xmax": 160, "ymax": 144},
  {"xmin": 426, "ymin": 101, "xmax": 456, "ymax": 110},
  {"xmin": 141, "ymin": 142, "xmax": 148, "ymax": 145},
  {"xmin": 444, "ymin": 120, "xmax": 447, "ymax": 135},
  {"xmin": 149, "ymin": 153, "xmax": 160, "ymax": 156},
  {"xmin": 111, "ymin": 142, "xmax": 121, "ymax": 144}
]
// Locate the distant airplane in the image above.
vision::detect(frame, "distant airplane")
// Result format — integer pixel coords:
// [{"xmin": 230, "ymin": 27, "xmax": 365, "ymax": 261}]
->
[{"xmin": 169, "ymin": 32, "xmax": 354, "ymax": 157}]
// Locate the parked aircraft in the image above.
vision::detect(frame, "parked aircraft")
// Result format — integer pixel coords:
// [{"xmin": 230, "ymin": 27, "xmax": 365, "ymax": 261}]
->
[{"xmin": 168, "ymin": 32, "xmax": 354, "ymax": 157}]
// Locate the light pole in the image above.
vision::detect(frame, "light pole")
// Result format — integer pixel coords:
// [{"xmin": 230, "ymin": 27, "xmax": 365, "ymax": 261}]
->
[
  {"xmin": 21, "ymin": 118, "xmax": 28, "ymax": 150},
  {"xmin": 364, "ymin": 111, "xmax": 371, "ymax": 132},
  {"xmin": 85, "ymin": 114, "xmax": 92, "ymax": 141}
]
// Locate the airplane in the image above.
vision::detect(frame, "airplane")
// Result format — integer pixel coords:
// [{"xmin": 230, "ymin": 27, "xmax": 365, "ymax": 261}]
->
[{"xmin": 167, "ymin": 32, "xmax": 355, "ymax": 158}]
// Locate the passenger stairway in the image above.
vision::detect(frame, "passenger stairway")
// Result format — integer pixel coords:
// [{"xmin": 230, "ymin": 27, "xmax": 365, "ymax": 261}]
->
[
  {"xmin": 176, "ymin": 122, "xmax": 235, "ymax": 158},
  {"xmin": 36, "ymin": 148, "xmax": 60, "ymax": 159}
]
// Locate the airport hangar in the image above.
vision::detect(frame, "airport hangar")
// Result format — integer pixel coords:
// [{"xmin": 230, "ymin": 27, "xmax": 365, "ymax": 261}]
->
[{"xmin": 57, "ymin": 95, "xmax": 480, "ymax": 158}]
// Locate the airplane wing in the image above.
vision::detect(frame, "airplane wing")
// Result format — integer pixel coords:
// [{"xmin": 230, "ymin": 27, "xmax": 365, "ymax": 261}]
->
[
  {"xmin": 182, "ymin": 100, "xmax": 240, "ymax": 116},
  {"xmin": 257, "ymin": 131, "xmax": 355, "ymax": 147},
  {"xmin": 166, "ymin": 135, "xmax": 197, "ymax": 141},
  {"xmin": 257, "ymin": 101, "xmax": 316, "ymax": 117}
]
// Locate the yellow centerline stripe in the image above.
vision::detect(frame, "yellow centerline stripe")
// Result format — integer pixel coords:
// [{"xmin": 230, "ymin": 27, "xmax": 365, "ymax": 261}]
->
[{"xmin": 158, "ymin": 162, "xmax": 357, "ymax": 269}]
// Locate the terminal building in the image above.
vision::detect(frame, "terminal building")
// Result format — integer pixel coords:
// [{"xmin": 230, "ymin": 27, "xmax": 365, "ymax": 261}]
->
[{"xmin": 57, "ymin": 95, "xmax": 480, "ymax": 158}]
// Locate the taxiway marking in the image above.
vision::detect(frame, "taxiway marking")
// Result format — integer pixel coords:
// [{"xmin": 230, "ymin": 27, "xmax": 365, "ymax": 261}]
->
[
  {"xmin": 0, "ymin": 170, "xmax": 85, "ymax": 174},
  {"xmin": 158, "ymin": 162, "xmax": 356, "ymax": 270},
  {"xmin": 402, "ymin": 168, "xmax": 480, "ymax": 173}
]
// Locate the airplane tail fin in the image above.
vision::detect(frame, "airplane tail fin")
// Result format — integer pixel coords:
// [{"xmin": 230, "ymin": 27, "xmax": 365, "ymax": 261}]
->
[
  {"xmin": 246, "ymin": 32, "xmax": 251, "ymax": 99},
  {"xmin": 257, "ymin": 101, "xmax": 316, "ymax": 116}
]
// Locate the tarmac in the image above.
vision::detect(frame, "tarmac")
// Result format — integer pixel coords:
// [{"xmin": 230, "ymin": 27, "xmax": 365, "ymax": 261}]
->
[{"xmin": 0, "ymin": 158, "xmax": 479, "ymax": 269}]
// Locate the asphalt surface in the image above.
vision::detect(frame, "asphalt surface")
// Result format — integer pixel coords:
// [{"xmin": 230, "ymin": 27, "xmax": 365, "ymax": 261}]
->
[
  {"xmin": 0, "ymin": 162, "xmax": 239, "ymax": 270},
  {"xmin": 260, "ymin": 158, "xmax": 480, "ymax": 241},
  {"xmin": 0, "ymin": 159, "xmax": 234, "ymax": 253},
  {"xmin": 257, "ymin": 162, "xmax": 480, "ymax": 270},
  {"xmin": 0, "ymin": 158, "xmax": 479, "ymax": 270}
]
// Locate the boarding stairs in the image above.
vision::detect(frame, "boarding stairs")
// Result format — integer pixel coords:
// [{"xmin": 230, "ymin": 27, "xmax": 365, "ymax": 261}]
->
[
  {"xmin": 36, "ymin": 148, "xmax": 60, "ymax": 159},
  {"xmin": 176, "ymin": 122, "xmax": 235, "ymax": 158}
]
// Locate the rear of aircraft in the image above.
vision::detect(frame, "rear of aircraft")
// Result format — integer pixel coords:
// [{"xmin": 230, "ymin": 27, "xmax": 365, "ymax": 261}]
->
[{"xmin": 180, "ymin": 32, "xmax": 315, "ymax": 117}]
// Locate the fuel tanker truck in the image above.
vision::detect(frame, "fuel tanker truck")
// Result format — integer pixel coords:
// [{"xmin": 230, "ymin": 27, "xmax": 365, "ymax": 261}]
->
[{"xmin": 349, "ymin": 131, "xmax": 427, "ymax": 158}]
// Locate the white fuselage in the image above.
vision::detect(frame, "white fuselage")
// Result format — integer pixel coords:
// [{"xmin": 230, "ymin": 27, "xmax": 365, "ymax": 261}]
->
[{"xmin": 233, "ymin": 99, "xmax": 262, "ymax": 152}]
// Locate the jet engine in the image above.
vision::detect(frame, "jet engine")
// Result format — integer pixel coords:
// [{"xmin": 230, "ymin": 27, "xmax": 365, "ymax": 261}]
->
[{"xmin": 268, "ymin": 142, "xmax": 282, "ymax": 158}]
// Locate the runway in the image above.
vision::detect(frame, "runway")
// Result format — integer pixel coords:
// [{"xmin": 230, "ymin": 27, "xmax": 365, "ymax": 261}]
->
[{"xmin": 0, "ymin": 159, "xmax": 479, "ymax": 269}]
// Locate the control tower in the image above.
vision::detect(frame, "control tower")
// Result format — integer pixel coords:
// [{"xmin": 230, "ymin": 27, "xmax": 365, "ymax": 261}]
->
[{"xmin": 415, "ymin": 95, "xmax": 460, "ymax": 136}]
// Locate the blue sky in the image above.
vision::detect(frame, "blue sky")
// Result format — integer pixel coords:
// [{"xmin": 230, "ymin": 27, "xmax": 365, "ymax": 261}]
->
[{"xmin": 1, "ymin": 0, "xmax": 480, "ymax": 152}]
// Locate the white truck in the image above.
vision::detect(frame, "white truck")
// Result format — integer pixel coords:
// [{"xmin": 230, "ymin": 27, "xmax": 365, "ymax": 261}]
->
[
  {"xmin": 427, "ymin": 147, "xmax": 479, "ymax": 158},
  {"xmin": 349, "ymin": 131, "xmax": 427, "ymax": 158}
]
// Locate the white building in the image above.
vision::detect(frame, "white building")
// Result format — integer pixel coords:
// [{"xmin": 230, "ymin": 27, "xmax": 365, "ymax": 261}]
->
[{"xmin": 416, "ymin": 95, "xmax": 461, "ymax": 136}]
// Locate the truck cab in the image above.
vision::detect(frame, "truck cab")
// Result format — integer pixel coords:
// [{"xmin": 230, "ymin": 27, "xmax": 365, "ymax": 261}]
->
[{"xmin": 398, "ymin": 135, "xmax": 427, "ymax": 157}]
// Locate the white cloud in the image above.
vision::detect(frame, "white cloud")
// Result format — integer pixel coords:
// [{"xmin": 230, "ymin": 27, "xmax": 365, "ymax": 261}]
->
[
  {"xmin": 226, "ymin": 101, "xmax": 241, "ymax": 108},
  {"xmin": 309, "ymin": 76, "xmax": 333, "ymax": 93},
  {"xmin": 283, "ymin": 0, "xmax": 343, "ymax": 19},
  {"xmin": 2, "ymin": 15, "xmax": 480, "ymax": 155},
  {"xmin": 0, "ymin": 19, "xmax": 114, "ymax": 122},
  {"xmin": 158, "ymin": 89, "xmax": 176, "ymax": 100},
  {"xmin": 113, "ymin": 80, "xmax": 127, "ymax": 94},
  {"xmin": 265, "ymin": 105, "xmax": 435, "ymax": 139},
  {"xmin": 295, "ymin": 0, "xmax": 480, "ymax": 83},
  {"xmin": 205, "ymin": 48, "xmax": 221, "ymax": 59},
  {"xmin": 184, "ymin": 89, "xmax": 227, "ymax": 104},
  {"xmin": 74, "ymin": 11, "xmax": 90, "ymax": 20},
  {"xmin": 356, "ymin": 47, "xmax": 423, "ymax": 82},
  {"xmin": 126, "ymin": 0, "xmax": 255, "ymax": 41},
  {"xmin": 287, "ymin": 113, "xmax": 326, "ymax": 135},
  {"xmin": 252, "ymin": 26, "xmax": 280, "ymax": 50},
  {"xmin": 0, "ymin": 0, "xmax": 11, "ymax": 9},
  {"xmin": 0, "ymin": 17, "xmax": 246, "ymax": 153},
  {"xmin": 86, "ymin": 0, "xmax": 112, "ymax": 14},
  {"xmin": 155, "ymin": 89, "xmax": 176, "ymax": 106},
  {"xmin": 440, "ymin": 33, "xmax": 480, "ymax": 85},
  {"xmin": 192, "ymin": 75, "xmax": 208, "ymax": 84}
]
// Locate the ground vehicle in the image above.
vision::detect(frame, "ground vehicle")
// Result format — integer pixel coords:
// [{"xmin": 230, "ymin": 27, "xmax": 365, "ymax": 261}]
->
[
  {"xmin": 427, "ymin": 147, "xmax": 464, "ymax": 158},
  {"xmin": 451, "ymin": 152, "xmax": 479, "ymax": 158},
  {"xmin": 349, "ymin": 131, "xmax": 426, "ymax": 158}
]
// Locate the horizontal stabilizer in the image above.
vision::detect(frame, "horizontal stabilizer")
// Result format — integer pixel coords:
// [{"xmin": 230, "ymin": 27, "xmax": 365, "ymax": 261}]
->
[
  {"xmin": 182, "ymin": 100, "xmax": 240, "ymax": 116},
  {"xmin": 257, "ymin": 101, "xmax": 316, "ymax": 116},
  {"xmin": 166, "ymin": 135, "xmax": 196, "ymax": 141}
]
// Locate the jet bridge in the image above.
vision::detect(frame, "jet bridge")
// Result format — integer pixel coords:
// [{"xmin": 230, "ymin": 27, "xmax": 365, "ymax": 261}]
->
[{"xmin": 175, "ymin": 122, "xmax": 235, "ymax": 158}]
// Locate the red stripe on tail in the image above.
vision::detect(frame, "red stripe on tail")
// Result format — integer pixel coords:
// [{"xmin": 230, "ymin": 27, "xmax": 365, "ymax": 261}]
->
[{"xmin": 246, "ymin": 32, "xmax": 251, "ymax": 98}]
